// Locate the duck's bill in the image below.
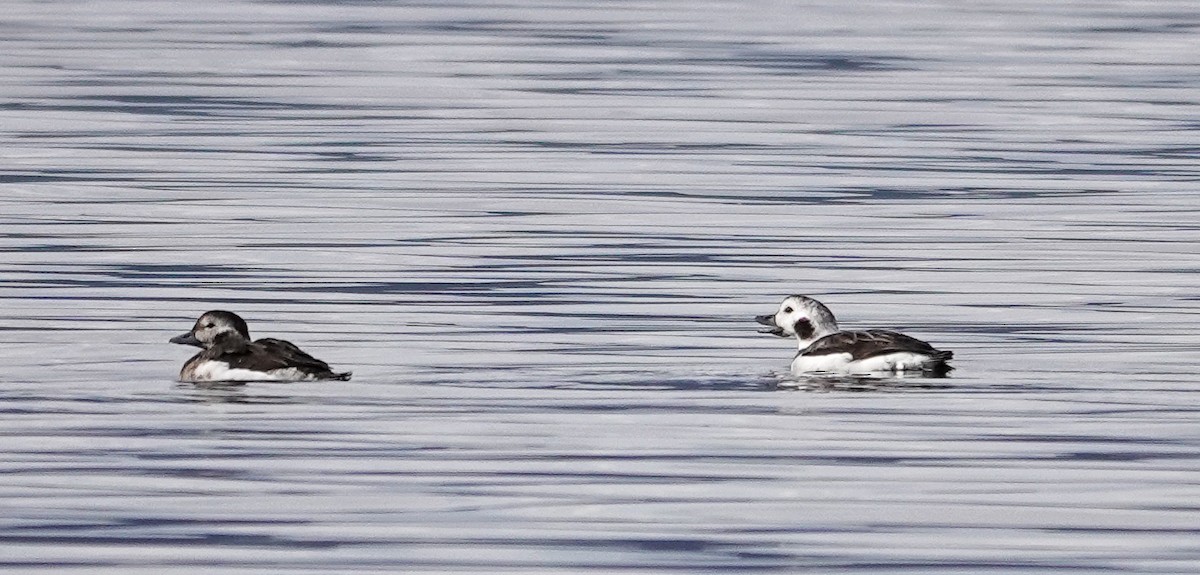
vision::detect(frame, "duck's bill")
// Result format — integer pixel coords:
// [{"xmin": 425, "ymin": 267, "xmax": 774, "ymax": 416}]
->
[
  {"xmin": 755, "ymin": 314, "xmax": 785, "ymax": 337},
  {"xmin": 170, "ymin": 332, "xmax": 203, "ymax": 347}
]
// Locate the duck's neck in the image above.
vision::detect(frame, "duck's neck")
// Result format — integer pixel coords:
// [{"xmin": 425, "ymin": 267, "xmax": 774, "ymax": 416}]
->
[
  {"xmin": 211, "ymin": 331, "xmax": 251, "ymax": 352},
  {"xmin": 793, "ymin": 318, "xmax": 837, "ymax": 350}
]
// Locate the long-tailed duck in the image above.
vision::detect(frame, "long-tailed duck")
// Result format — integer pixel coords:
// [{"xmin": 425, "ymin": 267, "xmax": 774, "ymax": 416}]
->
[
  {"xmin": 170, "ymin": 310, "xmax": 351, "ymax": 383},
  {"xmin": 756, "ymin": 295, "xmax": 952, "ymax": 376}
]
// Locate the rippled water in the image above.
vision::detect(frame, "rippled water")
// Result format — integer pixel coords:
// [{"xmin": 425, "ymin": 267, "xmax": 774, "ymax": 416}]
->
[{"xmin": 3, "ymin": 0, "xmax": 1200, "ymax": 572}]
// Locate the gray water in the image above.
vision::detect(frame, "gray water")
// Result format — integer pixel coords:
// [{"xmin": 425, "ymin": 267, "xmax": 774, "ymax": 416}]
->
[{"xmin": 3, "ymin": 0, "xmax": 1200, "ymax": 572}]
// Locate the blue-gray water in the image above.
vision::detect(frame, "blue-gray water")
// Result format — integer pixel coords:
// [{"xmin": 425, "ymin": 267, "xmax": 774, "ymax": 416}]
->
[{"xmin": 3, "ymin": 1, "xmax": 1200, "ymax": 572}]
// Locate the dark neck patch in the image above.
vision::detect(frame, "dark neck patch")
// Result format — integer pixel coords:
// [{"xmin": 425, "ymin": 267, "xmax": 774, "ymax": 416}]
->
[
  {"xmin": 211, "ymin": 331, "xmax": 250, "ymax": 353},
  {"xmin": 793, "ymin": 318, "xmax": 815, "ymax": 340}
]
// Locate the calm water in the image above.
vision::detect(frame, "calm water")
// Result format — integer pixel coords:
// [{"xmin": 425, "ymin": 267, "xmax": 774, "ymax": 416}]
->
[{"xmin": 3, "ymin": 0, "xmax": 1200, "ymax": 572}]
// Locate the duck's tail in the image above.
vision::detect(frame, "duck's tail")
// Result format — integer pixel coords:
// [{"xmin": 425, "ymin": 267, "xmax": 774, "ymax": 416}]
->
[{"xmin": 925, "ymin": 350, "xmax": 954, "ymax": 377}]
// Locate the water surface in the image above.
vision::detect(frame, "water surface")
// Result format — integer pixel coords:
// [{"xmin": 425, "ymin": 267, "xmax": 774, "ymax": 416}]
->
[{"xmin": 2, "ymin": 0, "xmax": 1200, "ymax": 572}]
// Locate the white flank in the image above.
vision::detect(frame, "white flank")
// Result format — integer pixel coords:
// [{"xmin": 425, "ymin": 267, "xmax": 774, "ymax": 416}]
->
[
  {"xmin": 791, "ymin": 353, "xmax": 855, "ymax": 374},
  {"xmin": 792, "ymin": 352, "xmax": 936, "ymax": 375},
  {"xmin": 189, "ymin": 361, "xmax": 315, "ymax": 382}
]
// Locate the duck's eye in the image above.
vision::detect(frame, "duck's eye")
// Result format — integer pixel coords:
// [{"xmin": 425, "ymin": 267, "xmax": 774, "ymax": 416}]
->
[
  {"xmin": 204, "ymin": 323, "xmax": 214, "ymax": 328},
  {"xmin": 783, "ymin": 307, "xmax": 793, "ymax": 314}
]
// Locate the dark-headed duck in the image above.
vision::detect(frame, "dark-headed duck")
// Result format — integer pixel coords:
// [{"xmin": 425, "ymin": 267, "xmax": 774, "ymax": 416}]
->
[{"xmin": 170, "ymin": 310, "xmax": 351, "ymax": 382}]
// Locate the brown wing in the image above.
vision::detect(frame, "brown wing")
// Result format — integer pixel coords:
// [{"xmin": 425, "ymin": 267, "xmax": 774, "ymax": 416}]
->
[
  {"xmin": 800, "ymin": 330, "xmax": 944, "ymax": 361},
  {"xmin": 249, "ymin": 338, "xmax": 337, "ymax": 373},
  {"xmin": 201, "ymin": 338, "xmax": 326, "ymax": 371},
  {"xmin": 251, "ymin": 338, "xmax": 352, "ymax": 380},
  {"xmin": 192, "ymin": 334, "xmax": 350, "ymax": 381}
]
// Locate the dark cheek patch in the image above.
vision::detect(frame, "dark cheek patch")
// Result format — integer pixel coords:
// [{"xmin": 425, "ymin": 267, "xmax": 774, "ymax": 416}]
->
[{"xmin": 794, "ymin": 318, "xmax": 815, "ymax": 340}]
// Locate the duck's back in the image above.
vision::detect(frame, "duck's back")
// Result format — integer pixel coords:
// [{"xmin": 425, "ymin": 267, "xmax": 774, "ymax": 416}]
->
[
  {"xmin": 794, "ymin": 329, "xmax": 952, "ymax": 374},
  {"xmin": 181, "ymin": 338, "xmax": 351, "ymax": 382},
  {"xmin": 801, "ymin": 329, "xmax": 946, "ymax": 360}
]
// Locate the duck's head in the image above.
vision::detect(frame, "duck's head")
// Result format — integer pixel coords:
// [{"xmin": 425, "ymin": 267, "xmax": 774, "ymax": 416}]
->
[
  {"xmin": 755, "ymin": 295, "xmax": 839, "ymax": 347},
  {"xmin": 170, "ymin": 310, "xmax": 251, "ymax": 348}
]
